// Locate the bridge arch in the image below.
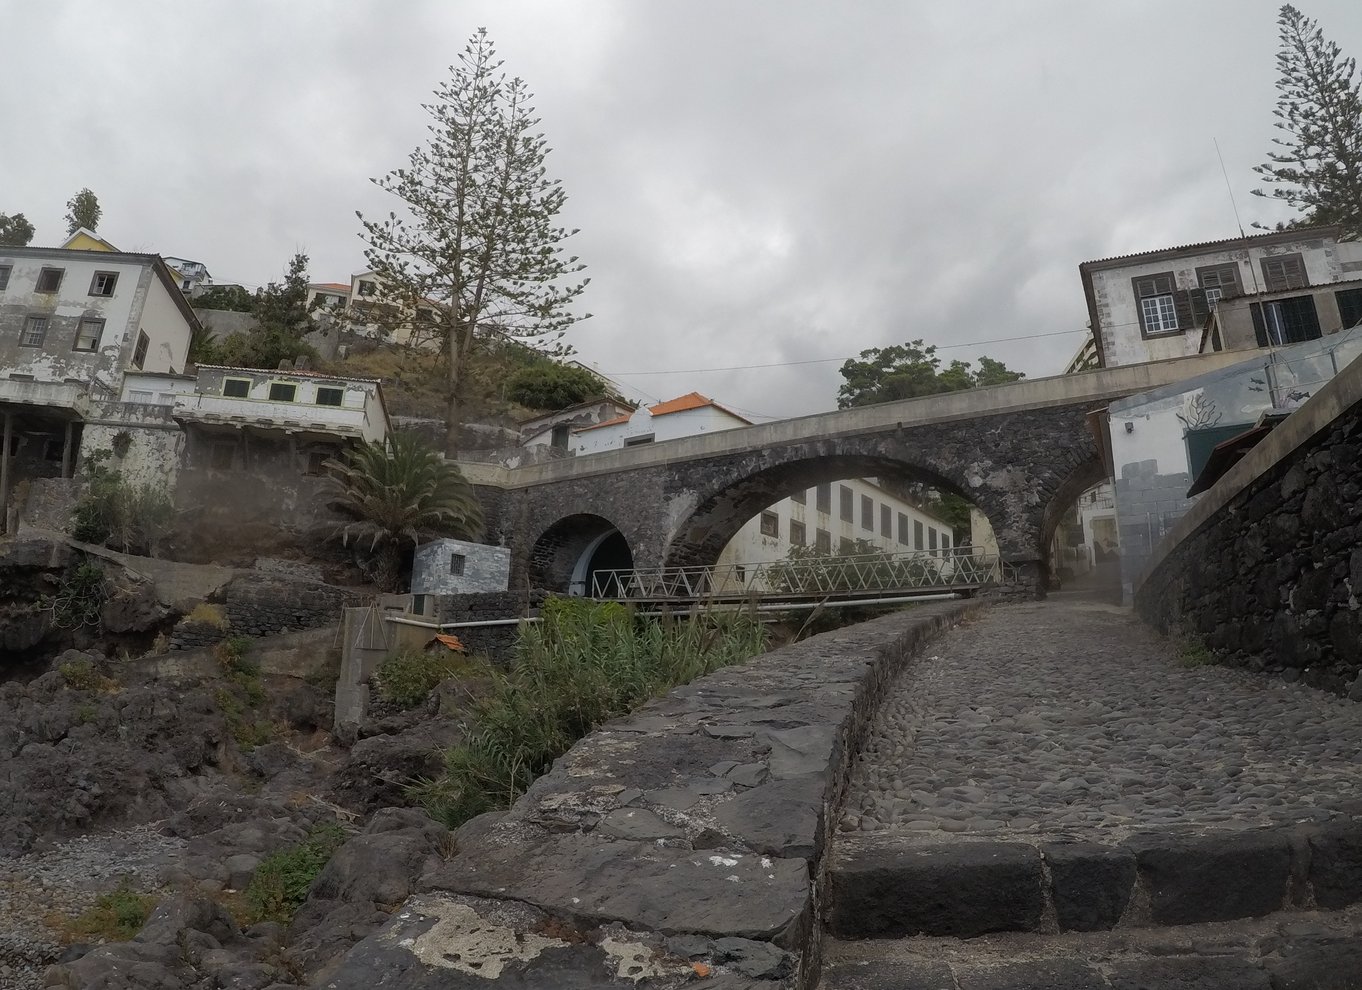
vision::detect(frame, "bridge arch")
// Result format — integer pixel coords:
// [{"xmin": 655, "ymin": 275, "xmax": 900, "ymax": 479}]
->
[
  {"xmin": 660, "ymin": 449, "xmax": 1006, "ymax": 573},
  {"xmin": 528, "ymin": 513, "xmax": 635, "ymax": 596}
]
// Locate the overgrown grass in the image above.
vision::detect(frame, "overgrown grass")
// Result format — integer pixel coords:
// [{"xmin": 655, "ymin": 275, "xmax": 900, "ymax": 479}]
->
[
  {"xmin": 187, "ymin": 602, "xmax": 229, "ymax": 628},
  {"xmin": 57, "ymin": 656, "xmax": 116, "ymax": 693},
  {"xmin": 212, "ymin": 635, "xmax": 275, "ymax": 750},
  {"xmin": 244, "ymin": 823, "xmax": 348, "ymax": 924},
  {"xmin": 1177, "ymin": 636, "xmax": 1216, "ymax": 668},
  {"xmin": 57, "ymin": 883, "xmax": 157, "ymax": 942},
  {"xmin": 411, "ymin": 598, "xmax": 767, "ymax": 828},
  {"xmin": 373, "ymin": 649, "xmax": 468, "ymax": 709}
]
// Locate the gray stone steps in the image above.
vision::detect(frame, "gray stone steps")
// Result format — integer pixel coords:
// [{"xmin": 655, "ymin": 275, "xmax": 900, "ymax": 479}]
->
[
  {"xmin": 818, "ymin": 903, "xmax": 1362, "ymax": 989},
  {"xmin": 826, "ymin": 819, "xmax": 1362, "ymax": 939}
]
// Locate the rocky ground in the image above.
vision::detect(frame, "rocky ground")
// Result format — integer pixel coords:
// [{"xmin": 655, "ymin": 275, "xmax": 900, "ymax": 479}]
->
[
  {"xmin": 843, "ymin": 599, "xmax": 1362, "ymax": 840},
  {"xmin": 0, "ymin": 647, "xmax": 469, "ymax": 989}
]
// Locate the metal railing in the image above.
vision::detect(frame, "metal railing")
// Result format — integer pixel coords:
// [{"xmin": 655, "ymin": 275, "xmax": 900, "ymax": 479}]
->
[{"xmin": 589, "ymin": 549, "xmax": 1020, "ymax": 602}]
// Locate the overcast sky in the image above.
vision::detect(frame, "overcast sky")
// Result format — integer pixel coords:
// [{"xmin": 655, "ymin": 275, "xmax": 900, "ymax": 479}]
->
[{"xmin": 6, "ymin": 1, "xmax": 1360, "ymax": 420}]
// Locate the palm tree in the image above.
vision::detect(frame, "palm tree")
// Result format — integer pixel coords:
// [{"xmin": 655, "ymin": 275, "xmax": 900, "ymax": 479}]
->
[{"xmin": 324, "ymin": 432, "xmax": 485, "ymax": 590}]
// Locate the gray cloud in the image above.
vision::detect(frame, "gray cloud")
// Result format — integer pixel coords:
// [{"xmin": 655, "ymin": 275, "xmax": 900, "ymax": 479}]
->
[{"xmin": 4, "ymin": 0, "xmax": 1357, "ymax": 419}]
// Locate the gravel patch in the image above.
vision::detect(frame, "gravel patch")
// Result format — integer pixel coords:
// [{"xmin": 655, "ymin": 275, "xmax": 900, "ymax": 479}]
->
[
  {"xmin": 0, "ymin": 824, "xmax": 186, "ymax": 990},
  {"xmin": 841, "ymin": 600, "xmax": 1362, "ymax": 841}
]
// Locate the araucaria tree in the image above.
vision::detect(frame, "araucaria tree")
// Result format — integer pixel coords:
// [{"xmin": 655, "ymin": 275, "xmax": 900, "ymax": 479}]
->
[
  {"xmin": 1253, "ymin": 5, "xmax": 1362, "ymax": 238},
  {"xmin": 64, "ymin": 188, "xmax": 102, "ymax": 235},
  {"xmin": 358, "ymin": 28, "xmax": 590, "ymax": 456}
]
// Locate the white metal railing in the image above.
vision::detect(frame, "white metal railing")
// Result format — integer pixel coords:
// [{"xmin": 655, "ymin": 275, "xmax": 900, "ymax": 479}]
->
[{"xmin": 589, "ymin": 549, "xmax": 1019, "ymax": 601}]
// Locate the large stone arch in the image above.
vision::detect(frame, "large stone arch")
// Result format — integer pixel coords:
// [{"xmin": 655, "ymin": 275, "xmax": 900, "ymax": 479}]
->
[
  {"xmin": 527, "ymin": 512, "xmax": 636, "ymax": 595},
  {"xmin": 1038, "ymin": 451, "xmax": 1111, "ymax": 579}
]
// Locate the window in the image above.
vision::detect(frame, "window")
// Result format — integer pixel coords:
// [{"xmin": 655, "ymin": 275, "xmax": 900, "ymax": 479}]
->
[
  {"xmin": 129, "ymin": 390, "xmax": 153, "ymax": 402},
  {"xmin": 1260, "ymin": 253, "xmax": 1307, "ymax": 292},
  {"xmin": 942, "ymin": 534, "xmax": 951, "ymax": 552},
  {"xmin": 1336, "ymin": 287, "xmax": 1362, "ymax": 330},
  {"xmin": 839, "ymin": 485, "xmax": 853, "ymax": 522},
  {"xmin": 268, "ymin": 382, "xmax": 298, "ymax": 402},
  {"xmin": 880, "ymin": 504, "xmax": 892, "ymax": 538},
  {"xmin": 132, "ymin": 330, "xmax": 149, "ymax": 370},
  {"xmin": 914, "ymin": 520, "xmax": 924, "ymax": 550},
  {"xmin": 860, "ymin": 494, "xmax": 873, "ymax": 530},
  {"xmin": 733, "ymin": 565, "xmax": 745, "ymax": 585},
  {"xmin": 816, "ymin": 484, "xmax": 831, "ymax": 514},
  {"xmin": 1133, "ymin": 272, "xmax": 1178, "ymax": 335},
  {"xmin": 840, "ymin": 537, "xmax": 855, "ymax": 555},
  {"xmin": 73, "ymin": 318, "xmax": 103, "ymax": 351},
  {"xmin": 928, "ymin": 528, "xmax": 939, "ymax": 553},
  {"xmin": 623, "ymin": 433, "xmax": 655, "ymax": 446},
  {"xmin": 897, "ymin": 512, "xmax": 910, "ymax": 545},
  {"xmin": 209, "ymin": 444, "xmax": 235, "ymax": 470},
  {"xmin": 35, "ymin": 267, "xmax": 64, "ymax": 293},
  {"xmin": 20, "ymin": 316, "xmax": 48, "ymax": 346},
  {"xmin": 0, "ymin": 265, "xmax": 10, "ymax": 290},
  {"xmin": 315, "ymin": 386, "xmax": 344, "ymax": 407},
  {"xmin": 449, "ymin": 553, "xmax": 466, "ymax": 576},
  {"xmin": 357, "ymin": 279, "xmax": 377, "ymax": 296},
  {"xmin": 815, "ymin": 528, "xmax": 831, "ymax": 553},
  {"xmin": 550, "ymin": 423, "xmax": 570, "ymax": 449},
  {"xmin": 759, "ymin": 510, "xmax": 779, "ymax": 538},
  {"xmin": 222, "ymin": 378, "xmax": 250, "ymax": 398},
  {"xmin": 790, "ymin": 488, "xmax": 806, "ymax": 505},
  {"xmin": 1196, "ymin": 264, "xmax": 1240, "ymax": 308},
  {"xmin": 1251, "ymin": 296, "xmax": 1321, "ymax": 346},
  {"xmin": 88, "ymin": 271, "xmax": 118, "ymax": 296},
  {"xmin": 789, "ymin": 520, "xmax": 806, "ymax": 546}
]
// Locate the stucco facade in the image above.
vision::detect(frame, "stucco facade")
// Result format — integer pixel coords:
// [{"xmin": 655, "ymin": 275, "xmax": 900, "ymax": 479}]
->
[{"xmin": 1081, "ymin": 227, "xmax": 1362, "ymax": 368}]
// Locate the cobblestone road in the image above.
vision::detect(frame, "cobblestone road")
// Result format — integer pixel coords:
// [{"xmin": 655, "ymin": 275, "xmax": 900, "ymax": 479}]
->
[{"xmin": 841, "ymin": 600, "xmax": 1362, "ymax": 841}]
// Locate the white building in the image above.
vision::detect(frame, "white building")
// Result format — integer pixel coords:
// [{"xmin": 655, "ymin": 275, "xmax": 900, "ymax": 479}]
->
[
  {"xmin": 164, "ymin": 257, "xmax": 213, "ymax": 295},
  {"xmin": 571, "ymin": 392, "xmax": 968, "ymax": 586},
  {"xmin": 1080, "ymin": 226, "xmax": 1362, "ymax": 368}
]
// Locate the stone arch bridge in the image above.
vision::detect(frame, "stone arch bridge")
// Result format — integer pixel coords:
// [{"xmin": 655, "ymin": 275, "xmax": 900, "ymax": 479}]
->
[{"xmin": 462, "ymin": 352, "xmax": 1246, "ymax": 593}]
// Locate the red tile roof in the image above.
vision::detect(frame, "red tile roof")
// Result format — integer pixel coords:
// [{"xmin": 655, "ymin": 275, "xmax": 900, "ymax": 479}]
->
[{"xmin": 573, "ymin": 392, "xmax": 752, "ymax": 433}]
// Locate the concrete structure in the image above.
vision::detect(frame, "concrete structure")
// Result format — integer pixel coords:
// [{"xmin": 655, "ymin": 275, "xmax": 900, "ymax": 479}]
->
[
  {"xmin": 1204, "ymin": 276, "xmax": 1362, "ymax": 352},
  {"xmin": 411, "ymin": 538, "xmax": 511, "ymax": 596},
  {"xmin": 1107, "ymin": 334, "xmax": 1362, "ymax": 598},
  {"xmin": 0, "ymin": 240, "xmax": 199, "ymax": 530},
  {"xmin": 1080, "ymin": 226, "xmax": 1362, "ymax": 368},
  {"xmin": 457, "ymin": 351, "xmax": 1255, "ymax": 594},
  {"xmin": 519, "ymin": 396, "xmax": 636, "ymax": 451}
]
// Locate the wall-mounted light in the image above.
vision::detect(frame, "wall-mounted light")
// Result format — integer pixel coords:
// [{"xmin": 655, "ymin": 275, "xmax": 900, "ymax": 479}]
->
[{"xmin": 1124, "ymin": 421, "xmax": 1134, "ymax": 433}]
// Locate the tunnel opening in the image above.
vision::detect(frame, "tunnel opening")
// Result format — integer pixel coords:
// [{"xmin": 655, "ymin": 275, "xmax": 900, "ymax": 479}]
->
[{"xmin": 529, "ymin": 513, "xmax": 635, "ymax": 596}]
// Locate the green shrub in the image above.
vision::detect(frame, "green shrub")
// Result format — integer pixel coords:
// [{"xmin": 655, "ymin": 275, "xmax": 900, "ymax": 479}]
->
[
  {"xmin": 46, "ymin": 562, "xmax": 107, "ymax": 630},
  {"xmin": 71, "ymin": 455, "xmax": 175, "ymax": 556},
  {"xmin": 412, "ymin": 598, "xmax": 766, "ymax": 827},
  {"xmin": 58, "ymin": 656, "xmax": 114, "ymax": 692},
  {"xmin": 62, "ymin": 884, "xmax": 157, "ymax": 941},
  {"xmin": 373, "ymin": 649, "xmax": 466, "ymax": 709},
  {"xmin": 244, "ymin": 823, "xmax": 347, "ymax": 923}
]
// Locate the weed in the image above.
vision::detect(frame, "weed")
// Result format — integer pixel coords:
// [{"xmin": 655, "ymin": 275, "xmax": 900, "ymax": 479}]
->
[
  {"xmin": 244, "ymin": 823, "xmax": 347, "ymax": 924},
  {"xmin": 45, "ymin": 562, "xmax": 107, "ymax": 631},
  {"xmin": 1178, "ymin": 638, "xmax": 1216, "ymax": 668},
  {"xmin": 74, "ymin": 702, "xmax": 100, "ymax": 726},
  {"xmin": 373, "ymin": 649, "xmax": 467, "ymax": 709},
  {"xmin": 211, "ymin": 636, "xmax": 273, "ymax": 750},
  {"xmin": 59, "ymin": 883, "xmax": 156, "ymax": 942},
  {"xmin": 187, "ymin": 603, "xmax": 229, "ymax": 629},
  {"xmin": 412, "ymin": 598, "xmax": 766, "ymax": 828},
  {"xmin": 58, "ymin": 657, "xmax": 115, "ymax": 693}
]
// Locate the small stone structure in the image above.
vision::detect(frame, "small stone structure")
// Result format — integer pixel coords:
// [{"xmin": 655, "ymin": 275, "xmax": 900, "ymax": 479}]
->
[
  {"xmin": 411, "ymin": 539, "xmax": 510, "ymax": 596},
  {"xmin": 169, "ymin": 573, "xmax": 363, "ymax": 649},
  {"xmin": 1136, "ymin": 353, "xmax": 1362, "ymax": 695}
]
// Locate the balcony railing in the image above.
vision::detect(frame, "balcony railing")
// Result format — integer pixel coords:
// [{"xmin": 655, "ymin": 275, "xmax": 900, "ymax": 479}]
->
[{"xmin": 172, "ymin": 394, "xmax": 370, "ymax": 436}]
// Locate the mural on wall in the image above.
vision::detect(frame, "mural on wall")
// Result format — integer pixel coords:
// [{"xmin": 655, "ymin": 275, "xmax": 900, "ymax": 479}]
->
[{"xmin": 1175, "ymin": 392, "xmax": 1222, "ymax": 431}]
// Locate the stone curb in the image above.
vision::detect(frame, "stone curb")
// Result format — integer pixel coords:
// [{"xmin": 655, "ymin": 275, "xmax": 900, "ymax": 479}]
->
[
  {"xmin": 828, "ymin": 819, "xmax": 1362, "ymax": 939},
  {"xmin": 321, "ymin": 600, "xmax": 985, "ymax": 988}
]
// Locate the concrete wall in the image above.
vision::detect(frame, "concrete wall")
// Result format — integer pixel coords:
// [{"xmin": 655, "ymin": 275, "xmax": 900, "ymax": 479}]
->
[
  {"xmin": 1135, "ymin": 351, "xmax": 1362, "ymax": 696},
  {"xmin": 185, "ymin": 366, "xmax": 386, "ymax": 445},
  {"xmin": 138, "ymin": 274, "xmax": 193, "ymax": 374},
  {"xmin": 79, "ymin": 401, "xmax": 185, "ymax": 489},
  {"xmin": 411, "ymin": 539, "xmax": 511, "ymax": 595}
]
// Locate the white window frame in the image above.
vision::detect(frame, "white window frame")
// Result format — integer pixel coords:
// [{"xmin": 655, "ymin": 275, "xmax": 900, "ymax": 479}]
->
[
  {"xmin": 21, "ymin": 316, "xmax": 48, "ymax": 347},
  {"xmin": 73, "ymin": 317, "xmax": 104, "ymax": 351},
  {"xmin": 1139, "ymin": 294, "xmax": 1179, "ymax": 334}
]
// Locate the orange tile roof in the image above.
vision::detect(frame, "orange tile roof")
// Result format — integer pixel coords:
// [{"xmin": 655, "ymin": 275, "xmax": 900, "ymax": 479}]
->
[
  {"xmin": 310, "ymin": 282, "xmax": 352, "ymax": 293},
  {"xmin": 575, "ymin": 413, "xmax": 632, "ymax": 432},
  {"xmin": 574, "ymin": 392, "xmax": 753, "ymax": 432}
]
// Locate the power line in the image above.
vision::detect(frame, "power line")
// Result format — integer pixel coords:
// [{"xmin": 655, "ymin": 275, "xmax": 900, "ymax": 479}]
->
[{"xmin": 601, "ymin": 327, "xmax": 1089, "ymax": 377}]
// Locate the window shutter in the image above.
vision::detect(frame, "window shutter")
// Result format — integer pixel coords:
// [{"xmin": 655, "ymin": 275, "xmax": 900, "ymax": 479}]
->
[
  {"xmin": 1250, "ymin": 303, "xmax": 1269, "ymax": 347},
  {"xmin": 1174, "ymin": 289, "xmax": 1195, "ymax": 332},
  {"xmin": 1188, "ymin": 288, "xmax": 1210, "ymax": 327}
]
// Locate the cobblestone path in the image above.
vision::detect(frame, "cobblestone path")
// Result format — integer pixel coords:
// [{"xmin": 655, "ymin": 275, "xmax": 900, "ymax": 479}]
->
[{"xmin": 841, "ymin": 599, "xmax": 1362, "ymax": 841}]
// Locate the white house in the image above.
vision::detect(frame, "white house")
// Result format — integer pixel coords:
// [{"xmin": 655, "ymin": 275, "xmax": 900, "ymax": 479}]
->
[{"xmin": 1080, "ymin": 226, "xmax": 1362, "ymax": 368}]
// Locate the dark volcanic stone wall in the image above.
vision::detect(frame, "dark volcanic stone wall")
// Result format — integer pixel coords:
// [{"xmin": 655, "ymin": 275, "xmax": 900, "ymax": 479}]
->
[
  {"xmin": 1135, "ymin": 397, "xmax": 1362, "ymax": 696},
  {"xmin": 431, "ymin": 589, "xmax": 545, "ymax": 660},
  {"xmin": 170, "ymin": 574, "xmax": 363, "ymax": 649}
]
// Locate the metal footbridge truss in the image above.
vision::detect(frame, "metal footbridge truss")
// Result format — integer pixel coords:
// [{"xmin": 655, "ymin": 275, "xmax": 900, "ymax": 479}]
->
[{"xmin": 589, "ymin": 549, "xmax": 1017, "ymax": 605}]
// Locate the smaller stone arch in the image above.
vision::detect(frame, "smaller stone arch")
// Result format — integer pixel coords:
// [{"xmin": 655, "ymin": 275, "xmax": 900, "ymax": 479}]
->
[{"xmin": 529, "ymin": 513, "xmax": 635, "ymax": 595}]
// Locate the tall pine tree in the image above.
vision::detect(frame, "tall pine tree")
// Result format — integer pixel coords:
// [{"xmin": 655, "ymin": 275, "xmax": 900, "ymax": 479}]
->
[
  {"xmin": 357, "ymin": 28, "xmax": 589, "ymax": 456},
  {"xmin": 1253, "ymin": 5, "xmax": 1362, "ymax": 238}
]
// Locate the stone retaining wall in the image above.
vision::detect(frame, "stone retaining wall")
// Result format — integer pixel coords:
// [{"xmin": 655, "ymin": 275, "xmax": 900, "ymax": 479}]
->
[
  {"xmin": 1134, "ymin": 354, "xmax": 1362, "ymax": 696},
  {"xmin": 430, "ymin": 589, "xmax": 544, "ymax": 659},
  {"xmin": 323, "ymin": 599, "xmax": 982, "ymax": 988},
  {"xmin": 169, "ymin": 573, "xmax": 364, "ymax": 650}
]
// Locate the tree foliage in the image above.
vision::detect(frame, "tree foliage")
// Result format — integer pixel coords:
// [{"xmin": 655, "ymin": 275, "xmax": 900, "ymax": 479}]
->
[
  {"xmin": 504, "ymin": 362, "xmax": 609, "ymax": 410},
  {"xmin": 1253, "ymin": 5, "xmax": 1362, "ymax": 238},
  {"xmin": 358, "ymin": 27, "xmax": 590, "ymax": 455},
  {"xmin": 324, "ymin": 432, "xmax": 485, "ymax": 591},
  {"xmin": 193, "ymin": 284, "xmax": 255, "ymax": 313},
  {"xmin": 0, "ymin": 212, "xmax": 34, "ymax": 246},
  {"xmin": 836, "ymin": 340, "xmax": 1024, "ymax": 409},
  {"xmin": 192, "ymin": 253, "xmax": 319, "ymax": 369},
  {"xmin": 64, "ymin": 188, "xmax": 102, "ymax": 235}
]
